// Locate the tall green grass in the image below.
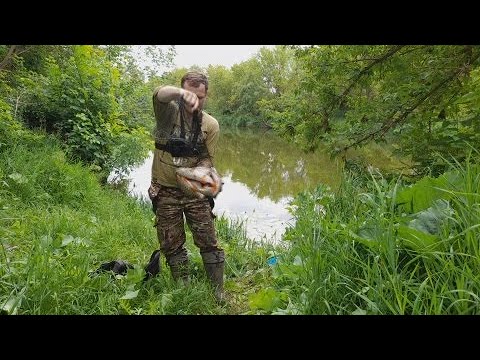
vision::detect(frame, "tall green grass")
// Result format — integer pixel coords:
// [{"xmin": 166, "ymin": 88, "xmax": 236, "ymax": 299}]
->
[
  {"xmin": 4, "ymin": 124, "xmax": 478, "ymax": 315},
  {"xmin": 0, "ymin": 132, "xmax": 275, "ymax": 315},
  {"xmin": 276, "ymin": 156, "xmax": 480, "ymax": 314}
]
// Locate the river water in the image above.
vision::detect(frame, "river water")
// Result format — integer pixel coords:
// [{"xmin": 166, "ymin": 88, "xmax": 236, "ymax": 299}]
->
[
  {"xmin": 127, "ymin": 153, "xmax": 295, "ymax": 242},
  {"xmin": 124, "ymin": 127, "xmax": 399, "ymax": 242}
]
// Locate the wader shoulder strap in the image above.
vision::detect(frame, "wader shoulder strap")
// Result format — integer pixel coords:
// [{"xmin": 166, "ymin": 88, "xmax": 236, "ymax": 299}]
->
[
  {"xmin": 191, "ymin": 110, "xmax": 202, "ymax": 148},
  {"xmin": 178, "ymin": 99, "xmax": 186, "ymax": 138}
]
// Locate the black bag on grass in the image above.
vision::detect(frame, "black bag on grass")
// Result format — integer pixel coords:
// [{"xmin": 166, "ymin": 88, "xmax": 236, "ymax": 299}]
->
[{"xmin": 89, "ymin": 260, "xmax": 134, "ymax": 277}]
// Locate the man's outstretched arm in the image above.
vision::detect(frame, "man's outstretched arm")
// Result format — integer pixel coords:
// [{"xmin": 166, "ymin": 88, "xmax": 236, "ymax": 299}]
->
[{"xmin": 154, "ymin": 85, "xmax": 199, "ymax": 112}]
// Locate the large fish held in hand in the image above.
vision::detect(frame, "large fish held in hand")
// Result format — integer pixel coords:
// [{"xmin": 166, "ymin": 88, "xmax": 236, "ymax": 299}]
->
[{"xmin": 176, "ymin": 166, "xmax": 223, "ymax": 199}]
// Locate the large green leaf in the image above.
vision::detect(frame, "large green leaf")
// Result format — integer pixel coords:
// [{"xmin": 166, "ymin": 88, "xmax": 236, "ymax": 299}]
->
[
  {"xmin": 396, "ymin": 170, "xmax": 464, "ymax": 213},
  {"xmin": 397, "ymin": 225, "xmax": 438, "ymax": 251},
  {"xmin": 350, "ymin": 224, "xmax": 383, "ymax": 250},
  {"xmin": 408, "ymin": 199, "xmax": 454, "ymax": 235},
  {"xmin": 397, "ymin": 199, "xmax": 453, "ymax": 251},
  {"xmin": 396, "ymin": 176, "xmax": 447, "ymax": 213},
  {"xmin": 248, "ymin": 288, "xmax": 283, "ymax": 312},
  {"xmin": 120, "ymin": 290, "xmax": 139, "ymax": 300}
]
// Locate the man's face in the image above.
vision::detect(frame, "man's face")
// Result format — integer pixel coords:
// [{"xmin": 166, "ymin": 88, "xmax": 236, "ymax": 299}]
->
[{"xmin": 183, "ymin": 81, "xmax": 207, "ymax": 111}]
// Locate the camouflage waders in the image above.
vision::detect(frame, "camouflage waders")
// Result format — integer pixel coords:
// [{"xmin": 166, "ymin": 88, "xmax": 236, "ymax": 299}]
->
[{"xmin": 148, "ymin": 182, "xmax": 225, "ymax": 301}]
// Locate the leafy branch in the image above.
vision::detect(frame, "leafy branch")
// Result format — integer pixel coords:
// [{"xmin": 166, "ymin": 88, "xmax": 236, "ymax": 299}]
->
[
  {"xmin": 341, "ymin": 48, "xmax": 480, "ymax": 152},
  {"xmin": 312, "ymin": 45, "xmax": 405, "ymax": 135}
]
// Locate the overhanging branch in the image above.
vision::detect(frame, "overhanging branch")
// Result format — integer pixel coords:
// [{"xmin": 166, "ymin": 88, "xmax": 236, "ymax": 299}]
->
[
  {"xmin": 311, "ymin": 45, "xmax": 406, "ymax": 138},
  {"xmin": 341, "ymin": 49, "xmax": 480, "ymax": 152}
]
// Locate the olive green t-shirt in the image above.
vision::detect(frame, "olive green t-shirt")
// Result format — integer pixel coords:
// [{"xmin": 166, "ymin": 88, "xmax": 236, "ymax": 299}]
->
[{"xmin": 151, "ymin": 86, "xmax": 220, "ymax": 188}]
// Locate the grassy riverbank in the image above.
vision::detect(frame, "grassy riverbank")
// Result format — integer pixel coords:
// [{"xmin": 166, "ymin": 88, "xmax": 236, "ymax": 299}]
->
[
  {"xmin": 0, "ymin": 131, "xmax": 280, "ymax": 314},
  {"xmin": 2, "ymin": 128, "xmax": 479, "ymax": 314}
]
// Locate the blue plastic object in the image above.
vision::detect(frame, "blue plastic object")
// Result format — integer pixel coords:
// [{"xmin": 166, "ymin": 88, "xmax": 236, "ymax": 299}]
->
[{"xmin": 267, "ymin": 256, "xmax": 278, "ymax": 266}]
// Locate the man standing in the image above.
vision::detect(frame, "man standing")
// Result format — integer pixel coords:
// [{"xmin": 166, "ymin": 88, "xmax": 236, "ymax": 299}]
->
[{"xmin": 148, "ymin": 71, "xmax": 224, "ymax": 302}]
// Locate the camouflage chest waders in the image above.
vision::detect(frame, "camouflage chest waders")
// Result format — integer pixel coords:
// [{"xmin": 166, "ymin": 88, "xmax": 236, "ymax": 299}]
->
[{"xmin": 149, "ymin": 182, "xmax": 225, "ymax": 302}]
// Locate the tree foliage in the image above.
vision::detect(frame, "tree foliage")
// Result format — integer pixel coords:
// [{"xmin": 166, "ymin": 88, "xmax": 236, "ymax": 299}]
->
[
  {"xmin": 4, "ymin": 44, "xmax": 478, "ymax": 177},
  {"xmin": 277, "ymin": 45, "xmax": 480, "ymax": 174},
  {"xmin": 0, "ymin": 45, "xmax": 175, "ymax": 179},
  {"xmin": 196, "ymin": 45, "xmax": 480, "ymax": 173}
]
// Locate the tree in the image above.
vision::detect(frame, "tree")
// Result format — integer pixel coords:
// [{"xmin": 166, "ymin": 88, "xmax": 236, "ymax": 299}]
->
[
  {"xmin": 227, "ymin": 58, "xmax": 270, "ymax": 126},
  {"xmin": 255, "ymin": 45, "xmax": 302, "ymax": 129},
  {"xmin": 0, "ymin": 45, "xmax": 175, "ymax": 180},
  {"xmin": 205, "ymin": 65, "xmax": 234, "ymax": 117},
  {"xmin": 272, "ymin": 45, "xmax": 480, "ymax": 173}
]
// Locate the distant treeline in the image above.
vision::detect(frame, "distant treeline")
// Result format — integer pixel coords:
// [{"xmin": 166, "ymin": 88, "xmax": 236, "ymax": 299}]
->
[{"xmin": 2, "ymin": 45, "xmax": 479, "ymax": 177}]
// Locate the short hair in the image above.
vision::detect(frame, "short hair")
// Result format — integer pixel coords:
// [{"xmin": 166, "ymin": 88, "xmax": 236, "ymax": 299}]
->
[{"xmin": 181, "ymin": 71, "xmax": 209, "ymax": 92}]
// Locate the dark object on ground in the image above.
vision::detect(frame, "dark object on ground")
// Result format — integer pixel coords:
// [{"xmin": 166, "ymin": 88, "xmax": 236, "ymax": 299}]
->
[
  {"xmin": 143, "ymin": 249, "xmax": 161, "ymax": 282},
  {"xmin": 89, "ymin": 251, "xmax": 162, "ymax": 282},
  {"xmin": 89, "ymin": 260, "xmax": 134, "ymax": 277}
]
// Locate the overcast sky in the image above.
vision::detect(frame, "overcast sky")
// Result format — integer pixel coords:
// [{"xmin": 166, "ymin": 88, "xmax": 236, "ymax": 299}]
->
[{"xmin": 173, "ymin": 45, "xmax": 275, "ymax": 68}]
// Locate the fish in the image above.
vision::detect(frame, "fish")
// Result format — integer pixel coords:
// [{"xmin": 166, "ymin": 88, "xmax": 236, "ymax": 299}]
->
[{"xmin": 176, "ymin": 166, "xmax": 223, "ymax": 199}]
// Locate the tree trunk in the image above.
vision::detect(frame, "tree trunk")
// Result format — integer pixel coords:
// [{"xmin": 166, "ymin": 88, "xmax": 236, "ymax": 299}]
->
[{"xmin": 0, "ymin": 45, "xmax": 17, "ymax": 70}]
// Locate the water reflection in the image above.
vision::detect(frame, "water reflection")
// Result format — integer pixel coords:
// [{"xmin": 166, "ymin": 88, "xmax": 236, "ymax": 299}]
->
[
  {"xmin": 213, "ymin": 172, "xmax": 294, "ymax": 242},
  {"xmin": 214, "ymin": 128, "xmax": 343, "ymax": 202},
  {"xmin": 124, "ymin": 127, "xmax": 404, "ymax": 242},
  {"xmin": 125, "ymin": 153, "xmax": 296, "ymax": 242}
]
